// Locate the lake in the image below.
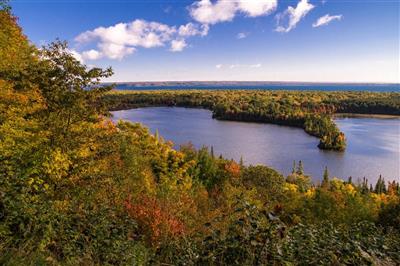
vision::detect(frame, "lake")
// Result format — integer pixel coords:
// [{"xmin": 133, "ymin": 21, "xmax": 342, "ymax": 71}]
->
[
  {"xmin": 114, "ymin": 83, "xmax": 400, "ymax": 92},
  {"xmin": 111, "ymin": 107, "xmax": 400, "ymax": 184}
]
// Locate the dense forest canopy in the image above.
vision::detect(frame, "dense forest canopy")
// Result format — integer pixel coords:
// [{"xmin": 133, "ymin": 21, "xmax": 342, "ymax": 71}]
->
[{"xmin": 1, "ymin": 2, "xmax": 399, "ymax": 265}]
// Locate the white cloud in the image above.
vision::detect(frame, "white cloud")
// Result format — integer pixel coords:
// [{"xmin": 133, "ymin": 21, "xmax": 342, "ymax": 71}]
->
[
  {"xmin": 275, "ymin": 0, "xmax": 314, "ymax": 33},
  {"xmin": 237, "ymin": 32, "xmax": 248, "ymax": 39},
  {"xmin": 312, "ymin": 14, "xmax": 342, "ymax": 27},
  {"xmin": 81, "ymin": 49, "xmax": 103, "ymax": 60},
  {"xmin": 229, "ymin": 63, "xmax": 262, "ymax": 69},
  {"xmin": 189, "ymin": 0, "xmax": 237, "ymax": 25},
  {"xmin": 237, "ymin": 0, "xmax": 277, "ymax": 17},
  {"xmin": 170, "ymin": 39, "xmax": 187, "ymax": 52},
  {"xmin": 215, "ymin": 64, "xmax": 223, "ymax": 69},
  {"xmin": 189, "ymin": 0, "xmax": 277, "ymax": 25},
  {"xmin": 178, "ymin": 22, "xmax": 209, "ymax": 36},
  {"xmin": 98, "ymin": 43, "xmax": 135, "ymax": 60},
  {"xmin": 75, "ymin": 19, "xmax": 208, "ymax": 60},
  {"xmin": 69, "ymin": 49, "xmax": 84, "ymax": 63}
]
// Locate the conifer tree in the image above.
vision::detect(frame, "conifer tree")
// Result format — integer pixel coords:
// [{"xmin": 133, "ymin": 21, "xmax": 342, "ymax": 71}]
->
[
  {"xmin": 322, "ymin": 166, "xmax": 329, "ymax": 188},
  {"xmin": 291, "ymin": 160, "xmax": 296, "ymax": 174},
  {"xmin": 296, "ymin": 160, "xmax": 304, "ymax": 175},
  {"xmin": 347, "ymin": 176, "xmax": 352, "ymax": 185}
]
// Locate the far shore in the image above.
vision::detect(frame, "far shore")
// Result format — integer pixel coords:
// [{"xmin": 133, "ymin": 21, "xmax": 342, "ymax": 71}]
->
[{"xmin": 333, "ymin": 113, "xmax": 400, "ymax": 119}]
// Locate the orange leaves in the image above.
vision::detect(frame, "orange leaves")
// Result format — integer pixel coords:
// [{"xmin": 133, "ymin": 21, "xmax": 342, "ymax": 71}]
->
[
  {"xmin": 124, "ymin": 194, "xmax": 186, "ymax": 246},
  {"xmin": 224, "ymin": 161, "xmax": 241, "ymax": 180}
]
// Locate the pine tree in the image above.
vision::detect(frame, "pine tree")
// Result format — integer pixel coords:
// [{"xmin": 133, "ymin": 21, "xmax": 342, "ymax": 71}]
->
[
  {"xmin": 322, "ymin": 166, "xmax": 329, "ymax": 188},
  {"xmin": 375, "ymin": 175, "xmax": 384, "ymax": 194},
  {"xmin": 347, "ymin": 176, "xmax": 352, "ymax": 185},
  {"xmin": 360, "ymin": 177, "xmax": 369, "ymax": 194},
  {"xmin": 382, "ymin": 177, "xmax": 387, "ymax": 193},
  {"xmin": 291, "ymin": 160, "xmax": 296, "ymax": 174},
  {"xmin": 296, "ymin": 160, "xmax": 304, "ymax": 175}
]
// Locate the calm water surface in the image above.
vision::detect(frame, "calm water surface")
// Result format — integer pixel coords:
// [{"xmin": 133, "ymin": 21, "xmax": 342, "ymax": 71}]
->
[
  {"xmin": 115, "ymin": 84, "xmax": 400, "ymax": 92},
  {"xmin": 112, "ymin": 107, "xmax": 400, "ymax": 183}
]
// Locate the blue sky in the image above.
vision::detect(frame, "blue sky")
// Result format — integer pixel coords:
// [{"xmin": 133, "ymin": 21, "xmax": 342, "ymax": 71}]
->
[{"xmin": 11, "ymin": 0, "xmax": 400, "ymax": 83}]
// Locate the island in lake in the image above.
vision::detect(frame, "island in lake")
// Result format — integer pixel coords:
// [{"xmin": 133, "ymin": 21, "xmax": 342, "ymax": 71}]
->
[{"xmin": 106, "ymin": 90, "xmax": 400, "ymax": 151}]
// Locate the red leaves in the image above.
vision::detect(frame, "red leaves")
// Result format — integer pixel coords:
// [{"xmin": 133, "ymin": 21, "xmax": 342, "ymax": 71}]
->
[{"xmin": 124, "ymin": 194, "xmax": 185, "ymax": 246}]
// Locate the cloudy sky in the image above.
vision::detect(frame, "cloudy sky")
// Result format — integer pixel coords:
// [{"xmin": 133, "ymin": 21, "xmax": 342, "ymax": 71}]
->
[{"xmin": 12, "ymin": 0, "xmax": 400, "ymax": 83}]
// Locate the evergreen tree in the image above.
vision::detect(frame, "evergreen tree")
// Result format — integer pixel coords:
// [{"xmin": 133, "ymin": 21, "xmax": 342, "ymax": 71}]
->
[
  {"xmin": 239, "ymin": 156, "xmax": 244, "ymax": 167},
  {"xmin": 291, "ymin": 160, "xmax": 296, "ymax": 174},
  {"xmin": 347, "ymin": 176, "xmax": 352, "ymax": 185},
  {"xmin": 322, "ymin": 166, "xmax": 329, "ymax": 188},
  {"xmin": 296, "ymin": 160, "xmax": 304, "ymax": 175},
  {"xmin": 360, "ymin": 177, "xmax": 369, "ymax": 194},
  {"xmin": 382, "ymin": 177, "xmax": 387, "ymax": 193},
  {"xmin": 374, "ymin": 175, "xmax": 386, "ymax": 194}
]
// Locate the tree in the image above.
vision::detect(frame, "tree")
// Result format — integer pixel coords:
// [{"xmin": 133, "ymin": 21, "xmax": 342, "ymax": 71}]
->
[
  {"xmin": 0, "ymin": 0, "xmax": 10, "ymax": 11},
  {"xmin": 322, "ymin": 166, "xmax": 330, "ymax": 189},
  {"xmin": 239, "ymin": 156, "xmax": 244, "ymax": 167},
  {"xmin": 28, "ymin": 41, "xmax": 114, "ymax": 149},
  {"xmin": 291, "ymin": 160, "xmax": 296, "ymax": 174},
  {"xmin": 296, "ymin": 160, "xmax": 304, "ymax": 175},
  {"xmin": 0, "ymin": 3, "xmax": 35, "ymax": 83},
  {"xmin": 242, "ymin": 165, "xmax": 285, "ymax": 201},
  {"xmin": 375, "ymin": 175, "xmax": 387, "ymax": 194},
  {"xmin": 347, "ymin": 176, "xmax": 352, "ymax": 185}
]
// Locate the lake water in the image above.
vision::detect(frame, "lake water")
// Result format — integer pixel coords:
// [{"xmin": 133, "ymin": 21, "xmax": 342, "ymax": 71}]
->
[
  {"xmin": 114, "ymin": 83, "xmax": 400, "ymax": 92},
  {"xmin": 112, "ymin": 107, "xmax": 400, "ymax": 184}
]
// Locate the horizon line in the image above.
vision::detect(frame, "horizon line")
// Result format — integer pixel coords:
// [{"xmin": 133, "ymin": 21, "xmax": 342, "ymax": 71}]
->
[{"xmin": 103, "ymin": 80, "xmax": 400, "ymax": 85}]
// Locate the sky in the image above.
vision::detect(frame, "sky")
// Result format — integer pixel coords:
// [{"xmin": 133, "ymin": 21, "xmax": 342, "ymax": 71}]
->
[{"xmin": 10, "ymin": 0, "xmax": 400, "ymax": 83}]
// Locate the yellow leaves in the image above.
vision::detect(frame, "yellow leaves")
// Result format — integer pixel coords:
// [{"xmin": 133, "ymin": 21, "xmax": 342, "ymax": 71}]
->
[
  {"xmin": 26, "ymin": 176, "xmax": 48, "ymax": 194},
  {"xmin": 305, "ymin": 188, "xmax": 316, "ymax": 198},
  {"xmin": 0, "ymin": 10, "xmax": 34, "ymax": 73},
  {"xmin": 223, "ymin": 182, "xmax": 263, "ymax": 209},
  {"xmin": 284, "ymin": 183, "xmax": 298, "ymax": 192},
  {"xmin": 328, "ymin": 178, "xmax": 356, "ymax": 196},
  {"xmin": 330, "ymin": 178, "xmax": 344, "ymax": 190},
  {"xmin": 42, "ymin": 148, "xmax": 71, "ymax": 182},
  {"xmin": 343, "ymin": 184, "xmax": 356, "ymax": 196},
  {"xmin": 53, "ymin": 200, "xmax": 70, "ymax": 212},
  {"xmin": 370, "ymin": 193, "xmax": 389, "ymax": 205},
  {"xmin": 137, "ymin": 168, "xmax": 157, "ymax": 195}
]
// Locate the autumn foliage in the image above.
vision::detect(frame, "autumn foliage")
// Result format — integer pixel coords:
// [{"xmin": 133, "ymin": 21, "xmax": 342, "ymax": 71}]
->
[
  {"xmin": 125, "ymin": 194, "xmax": 186, "ymax": 245},
  {"xmin": 0, "ymin": 3, "xmax": 399, "ymax": 265}
]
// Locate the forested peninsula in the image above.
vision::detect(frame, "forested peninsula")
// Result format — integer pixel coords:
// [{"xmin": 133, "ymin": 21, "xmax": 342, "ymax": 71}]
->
[
  {"xmin": 105, "ymin": 90, "xmax": 400, "ymax": 151},
  {"xmin": 1, "ymin": 2, "xmax": 400, "ymax": 265}
]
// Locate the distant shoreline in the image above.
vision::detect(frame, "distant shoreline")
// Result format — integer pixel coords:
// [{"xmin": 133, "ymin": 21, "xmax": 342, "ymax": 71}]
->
[
  {"xmin": 104, "ymin": 81, "xmax": 400, "ymax": 86},
  {"xmin": 333, "ymin": 113, "xmax": 400, "ymax": 119},
  {"xmin": 107, "ymin": 82, "xmax": 400, "ymax": 92}
]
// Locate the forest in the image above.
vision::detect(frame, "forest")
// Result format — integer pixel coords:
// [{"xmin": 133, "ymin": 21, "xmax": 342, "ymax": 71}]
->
[
  {"xmin": 105, "ymin": 90, "xmax": 400, "ymax": 151},
  {"xmin": 1, "ymin": 3, "xmax": 400, "ymax": 265}
]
